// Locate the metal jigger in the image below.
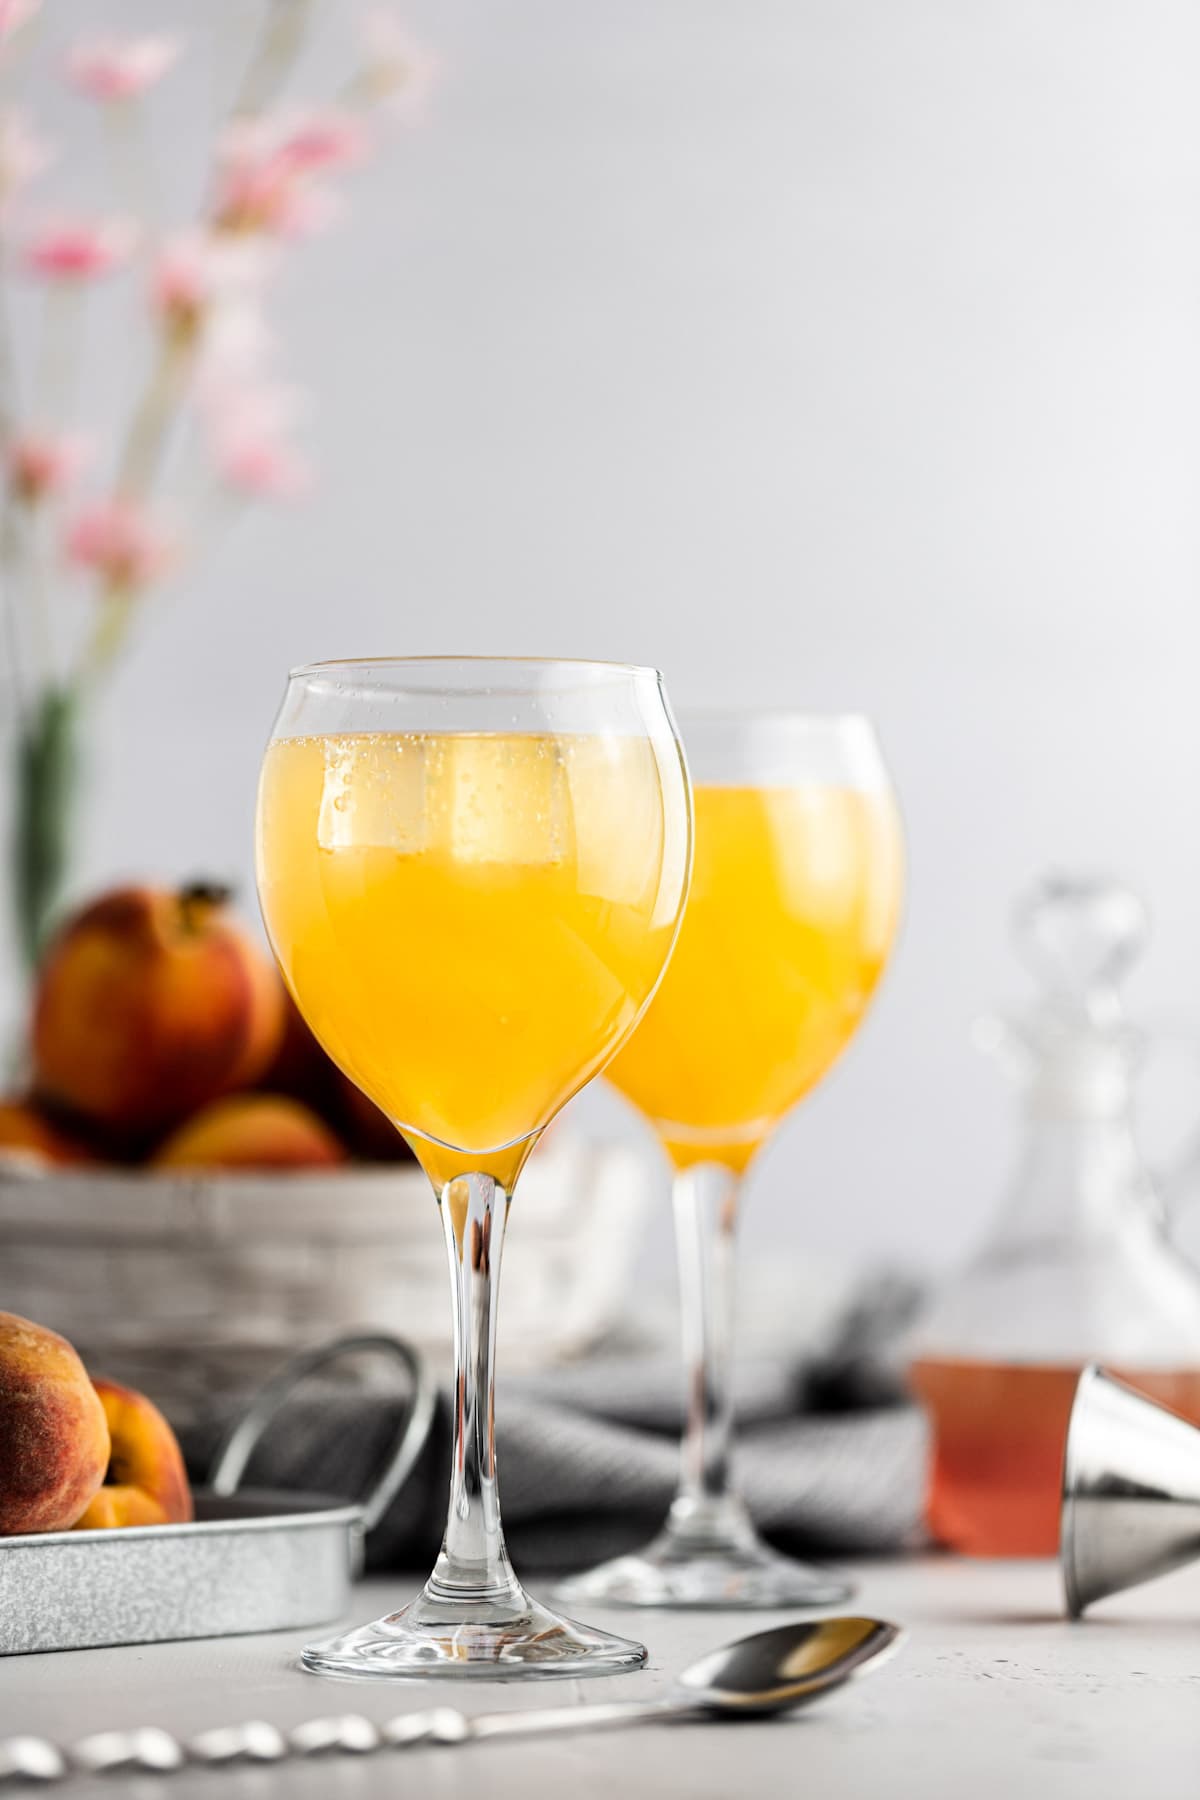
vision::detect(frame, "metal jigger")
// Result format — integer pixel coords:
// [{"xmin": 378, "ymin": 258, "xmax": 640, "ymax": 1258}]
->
[{"xmin": 1061, "ymin": 1366, "xmax": 1200, "ymax": 1616}]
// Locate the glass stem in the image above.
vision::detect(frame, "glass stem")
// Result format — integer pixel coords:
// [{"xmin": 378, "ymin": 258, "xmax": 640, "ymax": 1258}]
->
[
  {"xmin": 666, "ymin": 1161, "xmax": 756, "ymax": 1550},
  {"xmin": 425, "ymin": 1172, "xmax": 523, "ymax": 1607}
]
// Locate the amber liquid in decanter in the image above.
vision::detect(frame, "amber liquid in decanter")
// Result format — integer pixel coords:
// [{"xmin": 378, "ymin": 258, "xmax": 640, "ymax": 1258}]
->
[
  {"xmin": 911, "ymin": 1357, "xmax": 1200, "ymax": 1555},
  {"xmin": 910, "ymin": 876, "xmax": 1200, "ymax": 1557}
]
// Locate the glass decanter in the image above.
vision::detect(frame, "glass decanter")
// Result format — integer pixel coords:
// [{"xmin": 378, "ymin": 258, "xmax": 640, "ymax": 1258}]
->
[{"xmin": 909, "ymin": 873, "xmax": 1200, "ymax": 1556}]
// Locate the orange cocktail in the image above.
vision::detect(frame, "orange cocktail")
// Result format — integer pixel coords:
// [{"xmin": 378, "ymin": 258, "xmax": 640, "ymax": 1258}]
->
[
  {"xmin": 608, "ymin": 781, "xmax": 900, "ymax": 1173},
  {"xmin": 256, "ymin": 659, "xmax": 691, "ymax": 1678},
  {"xmin": 259, "ymin": 729, "xmax": 686, "ymax": 1188},
  {"xmin": 560, "ymin": 713, "xmax": 902, "ymax": 1610}
]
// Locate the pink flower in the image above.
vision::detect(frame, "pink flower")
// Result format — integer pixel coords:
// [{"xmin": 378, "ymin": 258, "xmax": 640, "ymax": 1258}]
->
[
  {"xmin": 276, "ymin": 108, "xmax": 368, "ymax": 176},
  {"xmin": 150, "ymin": 231, "xmax": 267, "ymax": 337},
  {"xmin": 216, "ymin": 428, "xmax": 311, "ymax": 501},
  {"xmin": 214, "ymin": 129, "xmax": 320, "ymax": 238},
  {"xmin": 204, "ymin": 381, "xmax": 311, "ymax": 502},
  {"xmin": 7, "ymin": 429, "xmax": 89, "ymax": 503},
  {"xmin": 66, "ymin": 36, "xmax": 181, "ymax": 102},
  {"xmin": 0, "ymin": 112, "xmax": 52, "ymax": 210},
  {"xmin": 213, "ymin": 111, "xmax": 363, "ymax": 238},
  {"xmin": 23, "ymin": 215, "xmax": 136, "ymax": 280},
  {"xmin": 360, "ymin": 11, "xmax": 437, "ymax": 115},
  {"xmin": 194, "ymin": 299, "xmax": 276, "ymax": 391},
  {"xmin": 0, "ymin": 0, "xmax": 40, "ymax": 44},
  {"xmin": 64, "ymin": 499, "xmax": 174, "ymax": 589}
]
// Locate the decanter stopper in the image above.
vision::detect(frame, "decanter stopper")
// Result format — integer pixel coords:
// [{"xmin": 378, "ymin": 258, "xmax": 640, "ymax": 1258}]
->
[{"xmin": 1011, "ymin": 873, "xmax": 1148, "ymax": 1029}]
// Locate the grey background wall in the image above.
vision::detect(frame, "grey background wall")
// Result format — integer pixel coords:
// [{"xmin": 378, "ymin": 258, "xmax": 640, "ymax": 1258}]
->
[{"xmin": 3, "ymin": 1, "xmax": 1199, "ymax": 1282}]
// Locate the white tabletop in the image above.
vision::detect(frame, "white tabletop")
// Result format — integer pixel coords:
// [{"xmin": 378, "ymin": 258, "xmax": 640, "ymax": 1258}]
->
[{"xmin": 4, "ymin": 1556, "xmax": 1199, "ymax": 1798}]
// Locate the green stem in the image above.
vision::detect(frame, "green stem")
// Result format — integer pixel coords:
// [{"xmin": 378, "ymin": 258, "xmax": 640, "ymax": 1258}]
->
[
  {"xmin": 0, "ymin": 237, "xmax": 30, "ymax": 719},
  {"xmin": 67, "ymin": 331, "xmax": 193, "ymax": 689},
  {"xmin": 12, "ymin": 500, "xmax": 53, "ymax": 680},
  {"xmin": 114, "ymin": 333, "xmax": 192, "ymax": 501},
  {"xmin": 104, "ymin": 98, "xmax": 159, "ymax": 230},
  {"xmin": 0, "ymin": 6, "xmax": 42, "ymax": 88},
  {"xmin": 77, "ymin": 583, "xmax": 135, "ymax": 689},
  {"xmin": 232, "ymin": 0, "xmax": 313, "ymax": 117},
  {"xmin": 12, "ymin": 684, "xmax": 80, "ymax": 970},
  {"xmin": 34, "ymin": 286, "xmax": 82, "ymax": 428}
]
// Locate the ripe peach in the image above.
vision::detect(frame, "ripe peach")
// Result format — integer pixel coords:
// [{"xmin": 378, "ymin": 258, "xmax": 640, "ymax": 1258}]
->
[
  {"xmin": 333, "ymin": 1070, "xmax": 414, "ymax": 1163},
  {"xmin": 151, "ymin": 1094, "xmax": 347, "ymax": 1171},
  {"xmin": 0, "ymin": 1313, "xmax": 110, "ymax": 1536},
  {"xmin": 260, "ymin": 1001, "xmax": 413, "ymax": 1162},
  {"xmin": 33, "ymin": 883, "xmax": 286, "ymax": 1147},
  {"xmin": 74, "ymin": 1378, "xmax": 192, "ymax": 1530},
  {"xmin": 256, "ymin": 992, "xmax": 340, "ymax": 1115},
  {"xmin": 0, "ymin": 1098, "xmax": 93, "ymax": 1167}
]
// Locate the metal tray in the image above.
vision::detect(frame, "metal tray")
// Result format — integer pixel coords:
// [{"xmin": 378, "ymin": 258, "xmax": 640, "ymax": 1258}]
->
[{"xmin": 0, "ymin": 1333, "xmax": 436, "ymax": 1657}]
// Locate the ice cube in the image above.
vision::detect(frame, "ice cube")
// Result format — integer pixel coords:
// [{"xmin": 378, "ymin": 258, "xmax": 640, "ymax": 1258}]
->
[
  {"xmin": 317, "ymin": 734, "xmax": 429, "ymax": 853},
  {"xmin": 438, "ymin": 735, "xmax": 567, "ymax": 866},
  {"xmin": 566, "ymin": 734, "xmax": 667, "ymax": 907}
]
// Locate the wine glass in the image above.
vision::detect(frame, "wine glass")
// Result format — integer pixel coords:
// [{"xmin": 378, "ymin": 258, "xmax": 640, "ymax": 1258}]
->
[
  {"xmin": 255, "ymin": 657, "xmax": 692, "ymax": 1676},
  {"xmin": 558, "ymin": 711, "xmax": 903, "ymax": 1608}
]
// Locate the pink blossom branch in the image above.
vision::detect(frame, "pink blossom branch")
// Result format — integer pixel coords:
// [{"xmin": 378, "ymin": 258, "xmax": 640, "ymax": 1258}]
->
[
  {"xmin": 7, "ymin": 5, "xmax": 430, "ymax": 701},
  {"xmin": 69, "ymin": 0, "xmax": 320, "ymax": 687}
]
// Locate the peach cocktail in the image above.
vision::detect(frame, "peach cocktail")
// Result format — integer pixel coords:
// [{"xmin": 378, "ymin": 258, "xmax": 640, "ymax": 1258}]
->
[
  {"xmin": 255, "ymin": 657, "xmax": 692, "ymax": 1679},
  {"xmin": 560, "ymin": 712, "xmax": 903, "ymax": 1609}
]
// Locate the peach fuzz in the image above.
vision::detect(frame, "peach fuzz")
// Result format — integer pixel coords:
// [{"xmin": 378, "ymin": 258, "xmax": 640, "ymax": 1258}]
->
[{"xmin": 0, "ymin": 1312, "xmax": 110, "ymax": 1535}]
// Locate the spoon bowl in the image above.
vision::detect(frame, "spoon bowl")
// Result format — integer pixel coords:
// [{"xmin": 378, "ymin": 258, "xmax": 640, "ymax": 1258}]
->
[{"xmin": 677, "ymin": 1616, "xmax": 905, "ymax": 1716}]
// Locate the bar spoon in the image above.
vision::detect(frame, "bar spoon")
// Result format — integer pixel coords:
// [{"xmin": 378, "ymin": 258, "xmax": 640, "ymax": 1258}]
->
[{"xmin": 0, "ymin": 1616, "xmax": 903, "ymax": 1783}]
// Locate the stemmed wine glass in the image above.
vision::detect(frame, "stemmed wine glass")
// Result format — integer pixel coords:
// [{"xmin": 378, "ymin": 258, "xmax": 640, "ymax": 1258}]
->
[
  {"xmin": 255, "ymin": 657, "xmax": 692, "ymax": 1675},
  {"xmin": 559, "ymin": 711, "xmax": 903, "ymax": 1608}
]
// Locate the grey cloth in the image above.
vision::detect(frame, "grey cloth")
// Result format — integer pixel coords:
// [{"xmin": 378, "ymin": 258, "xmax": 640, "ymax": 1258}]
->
[{"xmin": 181, "ymin": 1276, "xmax": 928, "ymax": 1573}]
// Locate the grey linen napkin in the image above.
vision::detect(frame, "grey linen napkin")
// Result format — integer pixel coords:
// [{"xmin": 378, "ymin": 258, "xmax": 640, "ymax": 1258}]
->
[{"xmin": 181, "ymin": 1274, "xmax": 928, "ymax": 1574}]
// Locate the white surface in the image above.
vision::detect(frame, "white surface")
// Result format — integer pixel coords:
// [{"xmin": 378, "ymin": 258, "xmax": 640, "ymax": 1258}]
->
[
  {"xmin": 4, "ymin": 1557, "xmax": 1200, "ymax": 1797},
  {"xmin": 3, "ymin": 2, "xmax": 1200, "ymax": 1280}
]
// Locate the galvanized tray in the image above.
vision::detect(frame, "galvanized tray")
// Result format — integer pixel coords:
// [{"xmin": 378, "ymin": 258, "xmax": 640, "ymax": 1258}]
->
[{"xmin": 0, "ymin": 1332, "xmax": 436, "ymax": 1657}]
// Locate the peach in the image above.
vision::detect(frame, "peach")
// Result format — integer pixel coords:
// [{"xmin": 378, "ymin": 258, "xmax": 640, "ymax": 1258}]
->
[
  {"xmin": 256, "ymin": 992, "xmax": 340, "ymax": 1115},
  {"xmin": 33, "ymin": 883, "xmax": 286, "ymax": 1147},
  {"xmin": 74, "ymin": 1378, "xmax": 192, "ymax": 1530},
  {"xmin": 151, "ymin": 1093, "xmax": 347, "ymax": 1171},
  {"xmin": 261, "ymin": 1002, "xmax": 413, "ymax": 1162},
  {"xmin": 0, "ymin": 1098, "xmax": 93, "ymax": 1167},
  {"xmin": 0, "ymin": 1312, "xmax": 110, "ymax": 1535},
  {"xmin": 333, "ymin": 1070, "xmax": 414, "ymax": 1163}
]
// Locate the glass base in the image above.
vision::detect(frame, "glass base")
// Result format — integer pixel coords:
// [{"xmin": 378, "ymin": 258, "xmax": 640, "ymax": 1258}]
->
[
  {"xmin": 557, "ymin": 1500, "xmax": 853, "ymax": 1611},
  {"xmin": 302, "ymin": 1583, "xmax": 647, "ymax": 1681}
]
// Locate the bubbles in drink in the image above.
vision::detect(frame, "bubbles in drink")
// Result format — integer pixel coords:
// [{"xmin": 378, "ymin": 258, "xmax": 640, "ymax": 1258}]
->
[
  {"xmin": 318, "ymin": 735, "xmax": 430, "ymax": 854},
  {"xmin": 439, "ymin": 735, "xmax": 567, "ymax": 868}
]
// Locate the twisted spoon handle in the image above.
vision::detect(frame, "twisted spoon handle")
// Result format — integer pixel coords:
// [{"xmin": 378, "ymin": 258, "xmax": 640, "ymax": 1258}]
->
[
  {"xmin": 0, "ymin": 1698, "xmax": 693, "ymax": 1783},
  {"xmin": 436, "ymin": 1696, "xmax": 688, "ymax": 1742}
]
